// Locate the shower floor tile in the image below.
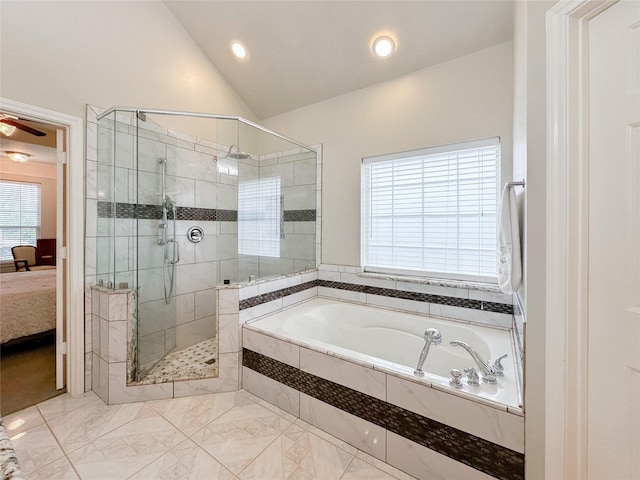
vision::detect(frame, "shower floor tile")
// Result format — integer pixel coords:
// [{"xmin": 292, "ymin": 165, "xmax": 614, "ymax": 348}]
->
[{"xmin": 137, "ymin": 338, "xmax": 219, "ymax": 385}]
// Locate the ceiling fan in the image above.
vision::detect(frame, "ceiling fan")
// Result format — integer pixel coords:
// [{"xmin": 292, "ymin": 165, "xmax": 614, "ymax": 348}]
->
[{"xmin": 0, "ymin": 114, "xmax": 46, "ymax": 137}]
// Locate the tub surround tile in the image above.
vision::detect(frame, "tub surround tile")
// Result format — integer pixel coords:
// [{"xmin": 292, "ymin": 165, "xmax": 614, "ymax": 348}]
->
[
  {"xmin": 239, "ymin": 279, "xmax": 513, "ymax": 319},
  {"xmin": 243, "ymin": 348, "xmax": 524, "ymax": 480},
  {"xmin": 241, "ymin": 390, "xmax": 299, "ymax": 423},
  {"xmin": 242, "ymin": 367, "xmax": 300, "ymax": 418},
  {"xmin": 292, "ymin": 419, "xmax": 359, "ymax": 455},
  {"xmin": 299, "ymin": 347, "xmax": 386, "ymax": 401},
  {"xmin": 387, "ymin": 432, "xmax": 495, "ymax": 480},
  {"xmin": 342, "ymin": 457, "xmax": 403, "ymax": 480},
  {"xmin": 300, "ymin": 393, "xmax": 386, "ymax": 461},
  {"xmin": 386, "ymin": 375, "xmax": 524, "ymax": 453},
  {"xmin": 354, "ymin": 451, "xmax": 418, "ymax": 480},
  {"xmin": 364, "ymin": 293, "xmax": 430, "ymax": 316},
  {"xmin": 243, "ymin": 329, "xmax": 299, "ymax": 368},
  {"xmin": 282, "ymin": 286, "xmax": 318, "ymax": 308},
  {"xmin": 318, "ymin": 285, "xmax": 367, "ymax": 304},
  {"xmin": 429, "ymin": 303, "xmax": 513, "ymax": 329},
  {"xmin": 239, "ymin": 298, "xmax": 283, "ymax": 323}
]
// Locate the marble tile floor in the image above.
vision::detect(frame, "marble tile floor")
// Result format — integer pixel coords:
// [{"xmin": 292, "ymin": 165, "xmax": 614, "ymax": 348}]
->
[
  {"xmin": 137, "ymin": 338, "xmax": 219, "ymax": 385},
  {"xmin": 4, "ymin": 389, "xmax": 417, "ymax": 480}
]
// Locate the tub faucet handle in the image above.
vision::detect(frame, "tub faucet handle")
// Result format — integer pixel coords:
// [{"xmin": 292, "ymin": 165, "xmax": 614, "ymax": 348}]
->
[
  {"xmin": 449, "ymin": 369, "xmax": 463, "ymax": 389},
  {"xmin": 492, "ymin": 354, "xmax": 508, "ymax": 376},
  {"xmin": 464, "ymin": 367, "xmax": 480, "ymax": 387}
]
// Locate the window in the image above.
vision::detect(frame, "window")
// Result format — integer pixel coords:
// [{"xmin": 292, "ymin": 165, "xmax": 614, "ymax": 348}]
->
[
  {"xmin": 0, "ymin": 181, "xmax": 41, "ymax": 261},
  {"xmin": 361, "ymin": 138, "xmax": 499, "ymax": 282},
  {"xmin": 238, "ymin": 177, "xmax": 281, "ymax": 257}
]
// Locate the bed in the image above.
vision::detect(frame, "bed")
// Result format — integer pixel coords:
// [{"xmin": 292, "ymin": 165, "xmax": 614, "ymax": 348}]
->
[{"xmin": 0, "ymin": 269, "xmax": 56, "ymax": 344}]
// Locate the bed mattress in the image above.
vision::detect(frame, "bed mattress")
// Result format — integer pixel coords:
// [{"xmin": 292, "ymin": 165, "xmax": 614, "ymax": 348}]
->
[{"xmin": 0, "ymin": 269, "xmax": 56, "ymax": 344}]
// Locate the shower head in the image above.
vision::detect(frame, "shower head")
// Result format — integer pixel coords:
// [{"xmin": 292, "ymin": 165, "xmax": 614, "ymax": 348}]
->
[{"xmin": 225, "ymin": 145, "xmax": 251, "ymax": 160}]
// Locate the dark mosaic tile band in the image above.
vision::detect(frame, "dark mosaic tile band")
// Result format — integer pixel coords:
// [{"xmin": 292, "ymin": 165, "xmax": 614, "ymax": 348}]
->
[
  {"xmin": 97, "ymin": 201, "xmax": 312, "ymax": 223},
  {"xmin": 283, "ymin": 209, "xmax": 316, "ymax": 222},
  {"xmin": 243, "ymin": 348, "xmax": 524, "ymax": 480},
  {"xmin": 239, "ymin": 279, "xmax": 514, "ymax": 315}
]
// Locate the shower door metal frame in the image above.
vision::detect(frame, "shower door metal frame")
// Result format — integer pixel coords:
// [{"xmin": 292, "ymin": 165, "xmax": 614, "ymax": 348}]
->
[{"xmin": 97, "ymin": 107, "xmax": 317, "ymax": 152}]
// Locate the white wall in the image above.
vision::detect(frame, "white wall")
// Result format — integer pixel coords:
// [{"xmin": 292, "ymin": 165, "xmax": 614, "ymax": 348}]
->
[
  {"xmin": 0, "ymin": 1, "xmax": 257, "ymax": 132},
  {"xmin": 263, "ymin": 42, "xmax": 514, "ymax": 267},
  {"xmin": 511, "ymin": 1, "xmax": 555, "ymax": 478}
]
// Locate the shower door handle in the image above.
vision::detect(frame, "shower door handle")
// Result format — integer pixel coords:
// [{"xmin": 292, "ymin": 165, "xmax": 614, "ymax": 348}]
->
[{"xmin": 280, "ymin": 195, "xmax": 285, "ymax": 239}]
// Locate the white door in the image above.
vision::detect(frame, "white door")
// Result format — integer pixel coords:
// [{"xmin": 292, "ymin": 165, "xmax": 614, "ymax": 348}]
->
[
  {"xmin": 55, "ymin": 127, "xmax": 66, "ymax": 390},
  {"xmin": 588, "ymin": 1, "xmax": 640, "ymax": 478}
]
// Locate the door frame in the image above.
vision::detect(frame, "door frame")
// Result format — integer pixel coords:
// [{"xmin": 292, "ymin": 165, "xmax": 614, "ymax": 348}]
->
[
  {"xmin": 546, "ymin": 0, "xmax": 616, "ymax": 477},
  {"xmin": 0, "ymin": 97, "xmax": 85, "ymax": 396}
]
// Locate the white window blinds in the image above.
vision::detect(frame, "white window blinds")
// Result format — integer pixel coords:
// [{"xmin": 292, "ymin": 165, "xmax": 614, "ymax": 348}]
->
[
  {"xmin": 361, "ymin": 138, "xmax": 499, "ymax": 282},
  {"xmin": 238, "ymin": 177, "xmax": 281, "ymax": 258},
  {"xmin": 0, "ymin": 181, "xmax": 41, "ymax": 261}
]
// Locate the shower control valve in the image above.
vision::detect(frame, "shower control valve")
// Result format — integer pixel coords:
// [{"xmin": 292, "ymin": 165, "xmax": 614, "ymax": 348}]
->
[
  {"xmin": 464, "ymin": 367, "xmax": 480, "ymax": 387},
  {"xmin": 449, "ymin": 369, "xmax": 463, "ymax": 389}
]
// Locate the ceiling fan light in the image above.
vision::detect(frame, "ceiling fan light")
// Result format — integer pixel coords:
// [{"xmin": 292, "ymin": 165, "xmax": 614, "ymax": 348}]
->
[
  {"xmin": 6, "ymin": 152, "xmax": 30, "ymax": 163},
  {"xmin": 0, "ymin": 123, "xmax": 16, "ymax": 136}
]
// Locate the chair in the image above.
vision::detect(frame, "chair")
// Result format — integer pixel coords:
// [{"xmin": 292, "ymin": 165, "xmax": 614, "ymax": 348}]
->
[{"xmin": 11, "ymin": 245, "xmax": 56, "ymax": 272}]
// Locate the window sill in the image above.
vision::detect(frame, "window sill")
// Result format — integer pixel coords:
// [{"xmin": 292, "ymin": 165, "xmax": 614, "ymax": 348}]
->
[{"xmin": 357, "ymin": 271, "xmax": 503, "ymax": 293}]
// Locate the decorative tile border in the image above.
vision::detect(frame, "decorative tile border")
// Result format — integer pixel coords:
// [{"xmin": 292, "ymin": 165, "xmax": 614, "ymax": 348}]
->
[
  {"xmin": 239, "ymin": 279, "xmax": 514, "ymax": 315},
  {"xmin": 98, "ymin": 201, "xmax": 313, "ymax": 223},
  {"xmin": 283, "ymin": 209, "xmax": 316, "ymax": 221},
  {"xmin": 243, "ymin": 348, "xmax": 524, "ymax": 480}
]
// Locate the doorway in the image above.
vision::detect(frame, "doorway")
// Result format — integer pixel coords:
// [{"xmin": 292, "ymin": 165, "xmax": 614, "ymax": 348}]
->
[
  {"xmin": 0, "ymin": 98, "xmax": 85, "ymax": 415},
  {"xmin": 0, "ymin": 114, "xmax": 65, "ymax": 415}
]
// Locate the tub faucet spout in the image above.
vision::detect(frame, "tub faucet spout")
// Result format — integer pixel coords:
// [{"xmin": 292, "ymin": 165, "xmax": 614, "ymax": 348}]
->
[
  {"xmin": 450, "ymin": 340, "xmax": 497, "ymax": 384},
  {"xmin": 414, "ymin": 328, "xmax": 442, "ymax": 377}
]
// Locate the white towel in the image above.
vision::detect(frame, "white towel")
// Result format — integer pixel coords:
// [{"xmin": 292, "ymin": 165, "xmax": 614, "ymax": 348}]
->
[{"xmin": 497, "ymin": 183, "xmax": 522, "ymax": 295}]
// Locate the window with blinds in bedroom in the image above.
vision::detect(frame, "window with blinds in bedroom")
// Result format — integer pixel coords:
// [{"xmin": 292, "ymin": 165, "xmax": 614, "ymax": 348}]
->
[
  {"xmin": 361, "ymin": 137, "xmax": 499, "ymax": 283},
  {"xmin": 0, "ymin": 180, "xmax": 41, "ymax": 261}
]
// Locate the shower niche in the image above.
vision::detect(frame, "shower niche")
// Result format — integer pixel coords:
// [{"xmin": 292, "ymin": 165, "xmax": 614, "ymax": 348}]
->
[{"xmin": 95, "ymin": 108, "xmax": 318, "ymax": 385}]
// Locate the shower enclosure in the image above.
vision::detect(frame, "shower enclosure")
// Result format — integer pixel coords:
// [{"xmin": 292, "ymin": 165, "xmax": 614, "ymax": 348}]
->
[{"xmin": 95, "ymin": 108, "xmax": 318, "ymax": 384}]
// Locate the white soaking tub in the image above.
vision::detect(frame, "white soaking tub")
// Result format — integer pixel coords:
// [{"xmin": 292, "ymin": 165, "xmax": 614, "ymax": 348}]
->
[{"xmin": 247, "ymin": 297, "xmax": 521, "ymax": 409}]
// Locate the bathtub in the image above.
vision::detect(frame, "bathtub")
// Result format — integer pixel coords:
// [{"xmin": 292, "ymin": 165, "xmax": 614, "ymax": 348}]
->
[{"xmin": 246, "ymin": 297, "xmax": 521, "ymax": 409}]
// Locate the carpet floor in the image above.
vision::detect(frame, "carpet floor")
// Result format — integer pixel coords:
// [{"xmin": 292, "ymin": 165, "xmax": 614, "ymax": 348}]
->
[{"xmin": 0, "ymin": 332, "xmax": 65, "ymax": 416}]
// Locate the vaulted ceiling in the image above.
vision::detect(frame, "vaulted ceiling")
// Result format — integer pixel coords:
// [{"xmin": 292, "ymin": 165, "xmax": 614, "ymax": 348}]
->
[{"xmin": 164, "ymin": 1, "xmax": 515, "ymax": 120}]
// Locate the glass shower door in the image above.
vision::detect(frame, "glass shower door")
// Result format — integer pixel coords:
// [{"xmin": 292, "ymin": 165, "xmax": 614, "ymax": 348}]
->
[{"xmin": 134, "ymin": 113, "xmax": 221, "ymax": 383}]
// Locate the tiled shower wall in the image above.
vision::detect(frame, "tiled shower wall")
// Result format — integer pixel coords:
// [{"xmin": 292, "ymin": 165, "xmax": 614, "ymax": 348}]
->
[
  {"xmin": 237, "ymin": 149, "xmax": 320, "ymax": 279},
  {"xmin": 93, "ymin": 111, "xmax": 248, "ymax": 376},
  {"xmin": 85, "ymin": 105, "xmax": 321, "ymax": 390}
]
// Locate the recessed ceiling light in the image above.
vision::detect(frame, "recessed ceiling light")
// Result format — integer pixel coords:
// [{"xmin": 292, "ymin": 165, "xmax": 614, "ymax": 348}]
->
[
  {"xmin": 372, "ymin": 34, "xmax": 397, "ymax": 59},
  {"xmin": 6, "ymin": 151, "xmax": 30, "ymax": 163},
  {"xmin": 231, "ymin": 41, "xmax": 248, "ymax": 59}
]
